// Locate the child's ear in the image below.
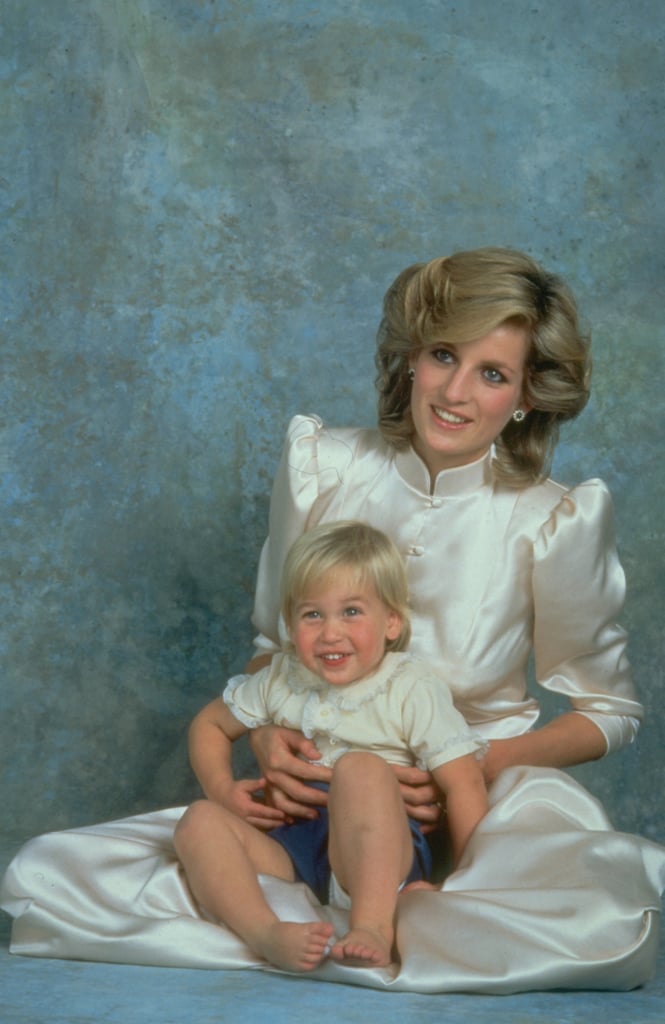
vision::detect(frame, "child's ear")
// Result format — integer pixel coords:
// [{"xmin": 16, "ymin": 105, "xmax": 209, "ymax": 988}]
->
[{"xmin": 385, "ymin": 610, "xmax": 403, "ymax": 642}]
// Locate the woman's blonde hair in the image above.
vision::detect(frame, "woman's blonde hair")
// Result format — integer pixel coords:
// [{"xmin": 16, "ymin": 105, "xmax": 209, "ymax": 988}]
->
[
  {"xmin": 280, "ymin": 521, "xmax": 411, "ymax": 653},
  {"xmin": 375, "ymin": 247, "xmax": 591, "ymax": 487}
]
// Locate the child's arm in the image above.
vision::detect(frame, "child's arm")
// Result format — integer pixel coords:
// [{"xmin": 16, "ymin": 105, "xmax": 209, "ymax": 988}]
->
[
  {"xmin": 188, "ymin": 698, "xmax": 285, "ymax": 828},
  {"xmin": 431, "ymin": 754, "xmax": 488, "ymax": 866}
]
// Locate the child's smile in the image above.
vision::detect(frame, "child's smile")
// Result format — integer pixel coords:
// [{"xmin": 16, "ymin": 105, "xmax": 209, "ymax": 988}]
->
[{"xmin": 291, "ymin": 569, "xmax": 402, "ymax": 687}]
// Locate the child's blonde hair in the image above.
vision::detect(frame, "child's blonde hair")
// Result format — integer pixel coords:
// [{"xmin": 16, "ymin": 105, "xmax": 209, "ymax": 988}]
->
[{"xmin": 280, "ymin": 521, "xmax": 411, "ymax": 653}]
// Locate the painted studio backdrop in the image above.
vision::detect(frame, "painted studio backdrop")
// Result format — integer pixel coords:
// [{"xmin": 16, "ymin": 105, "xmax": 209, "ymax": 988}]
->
[{"xmin": 1, "ymin": 0, "xmax": 663, "ymax": 845}]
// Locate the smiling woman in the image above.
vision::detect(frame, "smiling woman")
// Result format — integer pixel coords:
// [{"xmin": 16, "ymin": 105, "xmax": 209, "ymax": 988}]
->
[
  {"xmin": 408, "ymin": 325, "xmax": 531, "ymax": 478},
  {"xmin": 376, "ymin": 248, "xmax": 590, "ymax": 488}
]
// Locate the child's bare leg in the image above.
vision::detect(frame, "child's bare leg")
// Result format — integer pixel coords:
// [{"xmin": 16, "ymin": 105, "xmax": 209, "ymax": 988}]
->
[
  {"xmin": 327, "ymin": 753, "xmax": 414, "ymax": 967},
  {"xmin": 174, "ymin": 800, "xmax": 333, "ymax": 972},
  {"xmin": 401, "ymin": 880, "xmax": 439, "ymax": 893}
]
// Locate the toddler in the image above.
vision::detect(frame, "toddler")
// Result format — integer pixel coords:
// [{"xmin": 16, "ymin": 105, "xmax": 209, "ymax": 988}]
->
[{"xmin": 175, "ymin": 521, "xmax": 487, "ymax": 972}]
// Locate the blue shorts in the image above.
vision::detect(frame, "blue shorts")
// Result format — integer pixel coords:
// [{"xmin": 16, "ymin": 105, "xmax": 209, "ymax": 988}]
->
[{"xmin": 268, "ymin": 783, "xmax": 432, "ymax": 905}]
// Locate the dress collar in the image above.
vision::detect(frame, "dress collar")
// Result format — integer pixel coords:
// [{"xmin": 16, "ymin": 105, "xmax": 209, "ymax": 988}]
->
[
  {"xmin": 394, "ymin": 446, "xmax": 494, "ymax": 498},
  {"xmin": 288, "ymin": 652, "xmax": 407, "ymax": 708}
]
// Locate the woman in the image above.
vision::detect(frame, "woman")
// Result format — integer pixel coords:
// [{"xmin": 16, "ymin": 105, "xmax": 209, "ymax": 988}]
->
[
  {"xmin": 2, "ymin": 248, "xmax": 663, "ymax": 992},
  {"xmin": 239, "ymin": 248, "xmax": 640, "ymax": 826}
]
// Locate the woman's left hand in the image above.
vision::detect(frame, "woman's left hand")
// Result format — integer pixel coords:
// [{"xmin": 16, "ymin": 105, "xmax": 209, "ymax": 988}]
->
[
  {"xmin": 478, "ymin": 738, "xmax": 514, "ymax": 787},
  {"xmin": 391, "ymin": 764, "xmax": 442, "ymax": 832}
]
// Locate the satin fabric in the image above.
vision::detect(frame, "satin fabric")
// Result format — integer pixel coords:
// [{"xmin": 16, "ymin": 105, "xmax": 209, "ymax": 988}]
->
[
  {"xmin": 2, "ymin": 767, "xmax": 663, "ymax": 992},
  {"xmin": 252, "ymin": 416, "xmax": 641, "ymax": 752},
  {"xmin": 2, "ymin": 414, "xmax": 664, "ymax": 990}
]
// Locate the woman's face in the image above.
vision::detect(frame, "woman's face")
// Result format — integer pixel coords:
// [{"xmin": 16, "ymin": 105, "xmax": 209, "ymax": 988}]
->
[{"xmin": 408, "ymin": 324, "xmax": 531, "ymax": 478}]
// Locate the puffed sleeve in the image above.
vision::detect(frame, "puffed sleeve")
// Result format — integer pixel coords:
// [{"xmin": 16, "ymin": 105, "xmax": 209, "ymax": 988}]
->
[
  {"xmin": 222, "ymin": 671, "xmax": 272, "ymax": 730},
  {"xmin": 251, "ymin": 414, "xmax": 352, "ymax": 654},
  {"xmin": 532, "ymin": 479, "xmax": 642, "ymax": 754},
  {"xmin": 398, "ymin": 663, "xmax": 488, "ymax": 772}
]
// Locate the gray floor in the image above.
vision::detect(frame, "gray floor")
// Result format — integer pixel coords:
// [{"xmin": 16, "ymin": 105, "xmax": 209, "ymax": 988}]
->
[{"xmin": 1, "ymin": 838, "xmax": 663, "ymax": 1024}]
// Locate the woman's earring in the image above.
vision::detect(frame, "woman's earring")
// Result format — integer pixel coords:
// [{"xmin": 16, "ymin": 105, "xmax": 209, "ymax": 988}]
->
[
  {"xmin": 512, "ymin": 409, "xmax": 526, "ymax": 423},
  {"xmin": 408, "ymin": 368, "xmax": 416, "ymax": 381}
]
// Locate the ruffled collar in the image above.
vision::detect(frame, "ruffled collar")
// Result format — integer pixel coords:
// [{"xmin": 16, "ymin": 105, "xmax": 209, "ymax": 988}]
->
[
  {"xmin": 287, "ymin": 651, "xmax": 411, "ymax": 711},
  {"xmin": 394, "ymin": 445, "xmax": 493, "ymax": 498}
]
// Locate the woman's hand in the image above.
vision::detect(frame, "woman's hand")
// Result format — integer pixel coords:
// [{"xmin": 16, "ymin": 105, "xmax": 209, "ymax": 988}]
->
[
  {"xmin": 249, "ymin": 725, "xmax": 333, "ymax": 821},
  {"xmin": 478, "ymin": 738, "xmax": 513, "ymax": 787},
  {"xmin": 391, "ymin": 764, "xmax": 442, "ymax": 832}
]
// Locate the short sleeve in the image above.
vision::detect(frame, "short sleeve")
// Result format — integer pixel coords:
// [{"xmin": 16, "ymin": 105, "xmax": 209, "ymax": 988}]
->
[
  {"xmin": 251, "ymin": 414, "xmax": 353, "ymax": 653},
  {"xmin": 397, "ymin": 661, "xmax": 487, "ymax": 771},
  {"xmin": 222, "ymin": 671, "xmax": 273, "ymax": 730},
  {"xmin": 532, "ymin": 479, "xmax": 642, "ymax": 754}
]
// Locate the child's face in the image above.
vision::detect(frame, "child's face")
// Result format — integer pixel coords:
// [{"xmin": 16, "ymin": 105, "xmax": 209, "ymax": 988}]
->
[{"xmin": 289, "ymin": 569, "xmax": 402, "ymax": 687}]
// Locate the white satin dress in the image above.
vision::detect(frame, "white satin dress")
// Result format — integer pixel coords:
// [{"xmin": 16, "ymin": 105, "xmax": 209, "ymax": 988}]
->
[{"xmin": 2, "ymin": 413, "xmax": 664, "ymax": 993}]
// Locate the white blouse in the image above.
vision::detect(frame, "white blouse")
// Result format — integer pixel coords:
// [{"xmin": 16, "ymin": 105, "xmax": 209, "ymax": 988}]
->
[
  {"xmin": 251, "ymin": 414, "xmax": 642, "ymax": 754},
  {"xmin": 224, "ymin": 651, "xmax": 485, "ymax": 772}
]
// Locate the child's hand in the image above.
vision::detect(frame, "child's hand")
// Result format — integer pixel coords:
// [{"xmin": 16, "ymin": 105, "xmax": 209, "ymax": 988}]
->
[{"xmin": 215, "ymin": 777, "xmax": 287, "ymax": 830}]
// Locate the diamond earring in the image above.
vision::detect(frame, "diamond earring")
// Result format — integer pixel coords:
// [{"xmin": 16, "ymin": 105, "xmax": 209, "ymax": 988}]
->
[{"xmin": 512, "ymin": 409, "xmax": 526, "ymax": 423}]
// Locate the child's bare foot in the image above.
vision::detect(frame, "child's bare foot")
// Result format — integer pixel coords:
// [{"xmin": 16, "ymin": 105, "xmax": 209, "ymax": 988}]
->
[
  {"xmin": 330, "ymin": 926, "xmax": 393, "ymax": 967},
  {"xmin": 255, "ymin": 920, "xmax": 334, "ymax": 973}
]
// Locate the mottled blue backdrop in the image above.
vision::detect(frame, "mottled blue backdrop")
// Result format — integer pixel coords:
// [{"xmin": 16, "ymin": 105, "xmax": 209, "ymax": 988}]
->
[{"xmin": 1, "ymin": 0, "xmax": 663, "ymax": 843}]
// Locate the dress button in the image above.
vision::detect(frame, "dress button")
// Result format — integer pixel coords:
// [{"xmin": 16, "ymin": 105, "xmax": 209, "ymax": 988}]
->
[
  {"xmin": 430, "ymin": 498, "xmax": 442, "ymax": 508},
  {"xmin": 408, "ymin": 545, "xmax": 424, "ymax": 556}
]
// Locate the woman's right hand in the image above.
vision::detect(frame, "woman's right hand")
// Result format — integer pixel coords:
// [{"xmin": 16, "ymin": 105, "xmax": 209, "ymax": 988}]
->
[{"xmin": 249, "ymin": 725, "xmax": 333, "ymax": 822}]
